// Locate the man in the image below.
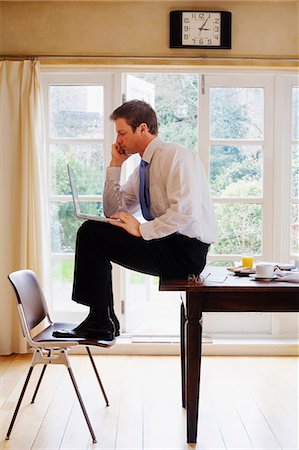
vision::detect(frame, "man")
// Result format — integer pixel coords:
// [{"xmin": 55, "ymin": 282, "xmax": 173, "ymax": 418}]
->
[{"xmin": 53, "ymin": 100, "xmax": 218, "ymax": 342}]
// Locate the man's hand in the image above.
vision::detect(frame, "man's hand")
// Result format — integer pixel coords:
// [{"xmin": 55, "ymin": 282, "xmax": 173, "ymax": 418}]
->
[
  {"xmin": 110, "ymin": 143, "xmax": 132, "ymax": 167},
  {"xmin": 109, "ymin": 211, "xmax": 141, "ymax": 237}
]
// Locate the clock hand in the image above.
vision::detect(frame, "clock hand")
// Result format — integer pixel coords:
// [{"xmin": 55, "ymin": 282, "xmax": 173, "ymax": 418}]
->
[
  {"xmin": 199, "ymin": 14, "xmax": 210, "ymax": 31},
  {"xmin": 198, "ymin": 28, "xmax": 210, "ymax": 31}
]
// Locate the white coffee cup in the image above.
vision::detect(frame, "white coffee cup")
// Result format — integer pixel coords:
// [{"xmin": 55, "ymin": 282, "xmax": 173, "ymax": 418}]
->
[{"xmin": 255, "ymin": 263, "xmax": 275, "ymax": 279}]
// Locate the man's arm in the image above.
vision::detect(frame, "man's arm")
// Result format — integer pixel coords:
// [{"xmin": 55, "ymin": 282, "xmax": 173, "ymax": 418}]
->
[{"xmin": 103, "ymin": 143, "xmax": 140, "ymax": 218}]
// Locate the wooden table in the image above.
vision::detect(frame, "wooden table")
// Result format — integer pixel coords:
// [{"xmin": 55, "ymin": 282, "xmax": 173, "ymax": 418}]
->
[{"xmin": 159, "ymin": 268, "xmax": 299, "ymax": 443}]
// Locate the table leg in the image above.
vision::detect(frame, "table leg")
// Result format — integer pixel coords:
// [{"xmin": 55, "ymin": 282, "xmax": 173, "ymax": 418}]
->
[
  {"xmin": 186, "ymin": 292, "xmax": 202, "ymax": 444},
  {"xmin": 180, "ymin": 299, "xmax": 186, "ymax": 408}
]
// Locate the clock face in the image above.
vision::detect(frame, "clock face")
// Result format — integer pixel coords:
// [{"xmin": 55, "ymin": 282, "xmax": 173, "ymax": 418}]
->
[{"xmin": 182, "ymin": 12, "xmax": 221, "ymax": 46}]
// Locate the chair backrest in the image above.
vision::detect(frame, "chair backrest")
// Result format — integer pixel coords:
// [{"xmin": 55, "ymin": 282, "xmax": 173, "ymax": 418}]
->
[{"xmin": 8, "ymin": 269, "xmax": 50, "ymax": 334}]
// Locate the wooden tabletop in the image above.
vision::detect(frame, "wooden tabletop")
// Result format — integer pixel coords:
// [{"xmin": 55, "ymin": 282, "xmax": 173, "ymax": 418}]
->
[{"xmin": 159, "ymin": 267, "xmax": 299, "ymax": 292}]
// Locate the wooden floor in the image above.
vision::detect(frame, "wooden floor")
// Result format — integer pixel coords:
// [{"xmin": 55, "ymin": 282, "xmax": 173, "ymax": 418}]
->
[{"xmin": 0, "ymin": 354, "xmax": 298, "ymax": 450}]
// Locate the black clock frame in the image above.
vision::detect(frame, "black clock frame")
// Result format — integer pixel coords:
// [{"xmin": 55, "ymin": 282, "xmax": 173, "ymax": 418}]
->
[{"xmin": 170, "ymin": 10, "xmax": 232, "ymax": 49}]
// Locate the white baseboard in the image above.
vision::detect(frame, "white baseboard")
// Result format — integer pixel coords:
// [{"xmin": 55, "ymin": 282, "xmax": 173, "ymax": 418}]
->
[
  {"xmin": 201, "ymin": 339, "xmax": 299, "ymax": 356},
  {"xmin": 69, "ymin": 338, "xmax": 299, "ymax": 356}
]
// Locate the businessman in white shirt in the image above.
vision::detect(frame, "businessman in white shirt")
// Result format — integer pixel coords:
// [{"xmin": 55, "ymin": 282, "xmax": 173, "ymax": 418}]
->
[{"xmin": 53, "ymin": 100, "xmax": 218, "ymax": 342}]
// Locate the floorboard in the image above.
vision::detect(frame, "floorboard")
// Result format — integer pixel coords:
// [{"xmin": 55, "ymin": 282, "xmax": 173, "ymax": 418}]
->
[{"xmin": 0, "ymin": 354, "xmax": 297, "ymax": 450}]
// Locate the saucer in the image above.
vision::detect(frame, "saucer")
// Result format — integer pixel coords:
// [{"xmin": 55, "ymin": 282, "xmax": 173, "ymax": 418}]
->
[
  {"xmin": 234, "ymin": 270, "xmax": 255, "ymax": 277},
  {"xmin": 227, "ymin": 267, "xmax": 255, "ymax": 277},
  {"xmin": 249, "ymin": 274, "xmax": 277, "ymax": 281}
]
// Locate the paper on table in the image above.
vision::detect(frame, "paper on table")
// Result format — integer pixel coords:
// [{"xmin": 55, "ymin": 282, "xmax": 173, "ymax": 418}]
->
[{"xmin": 274, "ymin": 268, "xmax": 299, "ymax": 283}]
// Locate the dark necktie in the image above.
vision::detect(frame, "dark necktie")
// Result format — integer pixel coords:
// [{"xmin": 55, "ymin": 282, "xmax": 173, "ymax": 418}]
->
[{"xmin": 139, "ymin": 160, "xmax": 154, "ymax": 221}]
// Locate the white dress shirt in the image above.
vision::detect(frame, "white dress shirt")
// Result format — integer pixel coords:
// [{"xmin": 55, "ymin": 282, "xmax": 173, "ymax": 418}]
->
[{"xmin": 103, "ymin": 136, "xmax": 219, "ymax": 243}]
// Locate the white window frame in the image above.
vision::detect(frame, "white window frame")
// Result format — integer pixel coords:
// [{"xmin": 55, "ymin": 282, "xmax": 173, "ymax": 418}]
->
[{"xmin": 273, "ymin": 74, "xmax": 298, "ymax": 262}]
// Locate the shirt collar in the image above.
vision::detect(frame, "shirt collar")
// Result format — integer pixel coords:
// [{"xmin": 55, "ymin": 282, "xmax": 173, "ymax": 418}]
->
[{"xmin": 141, "ymin": 136, "xmax": 163, "ymax": 164}]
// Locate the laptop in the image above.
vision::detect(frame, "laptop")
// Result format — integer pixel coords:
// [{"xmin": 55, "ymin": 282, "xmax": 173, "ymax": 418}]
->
[{"xmin": 67, "ymin": 164, "xmax": 112, "ymax": 223}]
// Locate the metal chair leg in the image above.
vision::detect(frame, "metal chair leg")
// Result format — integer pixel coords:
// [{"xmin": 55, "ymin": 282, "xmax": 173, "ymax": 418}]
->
[
  {"xmin": 31, "ymin": 364, "xmax": 47, "ymax": 404},
  {"xmin": 86, "ymin": 346, "xmax": 109, "ymax": 407},
  {"xmin": 6, "ymin": 365, "xmax": 34, "ymax": 440},
  {"xmin": 67, "ymin": 363, "xmax": 97, "ymax": 444},
  {"xmin": 31, "ymin": 350, "xmax": 51, "ymax": 403},
  {"xmin": 6, "ymin": 347, "xmax": 102, "ymax": 444}
]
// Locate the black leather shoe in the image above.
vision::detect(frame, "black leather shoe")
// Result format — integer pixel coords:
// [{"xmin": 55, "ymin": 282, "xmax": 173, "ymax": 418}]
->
[{"xmin": 52, "ymin": 321, "xmax": 115, "ymax": 341}]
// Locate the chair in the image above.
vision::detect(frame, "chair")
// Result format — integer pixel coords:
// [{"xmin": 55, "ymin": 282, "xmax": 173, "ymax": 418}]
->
[{"xmin": 6, "ymin": 269, "xmax": 114, "ymax": 444}]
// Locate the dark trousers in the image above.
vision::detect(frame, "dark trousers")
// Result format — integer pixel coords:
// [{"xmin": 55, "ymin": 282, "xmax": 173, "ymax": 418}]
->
[{"xmin": 72, "ymin": 220, "xmax": 209, "ymax": 314}]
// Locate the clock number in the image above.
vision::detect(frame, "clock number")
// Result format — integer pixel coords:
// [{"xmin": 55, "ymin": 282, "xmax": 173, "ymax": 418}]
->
[
  {"xmin": 215, "ymin": 18, "xmax": 220, "ymax": 24},
  {"xmin": 184, "ymin": 26, "xmax": 189, "ymax": 32},
  {"xmin": 184, "ymin": 17, "xmax": 189, "ymax": 23},
  {"xmin": 184, "ymin": 34, "xmax": 189, "ymax": 40}
]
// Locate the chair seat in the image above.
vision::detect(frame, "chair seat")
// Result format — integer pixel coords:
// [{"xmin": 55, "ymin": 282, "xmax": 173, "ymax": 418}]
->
[{"xmin": 34, "ymin": 322, "xmax": 113, "ymax": 347}]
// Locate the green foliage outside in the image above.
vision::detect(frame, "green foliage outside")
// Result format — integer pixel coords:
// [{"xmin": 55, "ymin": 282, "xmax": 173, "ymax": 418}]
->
[
  {"xmin": 210, "ymin": 87, "xmax": 263, "ymax": 140},
  {"xmin": 50, "ymin": 143, "xmax": 104, "ymax": 252},
  {"xmin": 50, "ymin": 143, "xmax": 104, "ymax": 196},
  {"xmin": 52, "ymin": 259, "xmax": 74, "ymax": 283},
  {"xmin": 212, "ymin": 203, "xmax": 262, "ymax": 255},
  {"xmin": 131, "ymin": 73, "xmax": 199, "ymax": 150}
]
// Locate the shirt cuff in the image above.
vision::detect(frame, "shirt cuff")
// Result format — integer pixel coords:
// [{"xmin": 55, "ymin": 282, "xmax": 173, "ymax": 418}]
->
[{"xmin": 139, "ymin": 221, "xmax": 160, "ymax": 241}]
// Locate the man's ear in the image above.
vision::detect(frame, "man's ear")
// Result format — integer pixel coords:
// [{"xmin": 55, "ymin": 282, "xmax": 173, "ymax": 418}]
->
[{"xmin": 139, "ymin": 122, "xmax": 149, "ymax": 134}]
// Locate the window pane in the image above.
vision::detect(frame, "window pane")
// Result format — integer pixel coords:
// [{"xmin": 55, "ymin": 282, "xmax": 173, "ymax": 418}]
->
[
  {"xmin": 51, "ymin": 202, "xmax": 80, "ymax": 253},
  {"xmin": 211, "ymin": 203, "xmax": 262, "ymax": 255},
  {"xmin": 208, "ymin": 260, "xmax": 237, "ymax": 267},
  {"xmin": 50, "ymin": 202, "xmax": 103, "ymax": 253},
  {"xmin": 210, "ymin": 87, "xmax": 264, "ymax": 140},
  {"xmin": 49, "ymin": 85, "xmax": 104, "ymax": 138},
  {"xmin": 290, "ymin": 204, "xmax": 299, "ymax": 254},
  {"xmin": 292, "ymin": 87, "xmax": 299, "ymax": 140},
  {"xmin": 127, "ymin": 73, "xmax": 198, "ymax": 150},
  {"xmin": 125, "ymin": 271, "xmax": 180, "ymax": 336},
  {"xmin": 210, "ymin": 145, "xmax": 263, "ymax": 197},
  {"xmin": 291, "ymin": 145, "xmax": 299, "ymax": 198},
  {"xmin": 50, "ymin": 143, "xmax": 104, "ymax": 195},
  {"xmin": 51, "ymin": 258, "xmax": 87, "ymax": 312}
]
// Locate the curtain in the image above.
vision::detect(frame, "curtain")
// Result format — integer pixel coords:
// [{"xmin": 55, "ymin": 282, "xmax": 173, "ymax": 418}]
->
[{"xmin": 0, "ymin": 60, "xmax": 50, "ymax": 355}]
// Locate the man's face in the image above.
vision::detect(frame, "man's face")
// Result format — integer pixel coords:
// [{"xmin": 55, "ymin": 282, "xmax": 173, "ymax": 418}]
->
[{"xmin": 115, "ymin": 118, "xmax": 143, "ymax": 154}]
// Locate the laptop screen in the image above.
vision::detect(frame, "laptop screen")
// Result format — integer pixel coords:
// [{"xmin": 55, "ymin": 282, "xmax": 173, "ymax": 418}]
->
[{"xmin": 67, "ymin": 165, "xmax": 81, "ymax": 215}]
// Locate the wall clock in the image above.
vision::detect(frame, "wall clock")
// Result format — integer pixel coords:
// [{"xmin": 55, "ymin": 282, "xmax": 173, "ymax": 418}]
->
[{"xmin": 170, "ymin": 10, "xmax": 231, "ymax": 49}]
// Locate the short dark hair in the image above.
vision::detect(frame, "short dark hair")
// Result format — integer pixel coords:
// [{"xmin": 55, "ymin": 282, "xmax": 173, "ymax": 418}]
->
[{"xmin": 110, "ymin": 100, "xmax": 158, "ymax": 135}]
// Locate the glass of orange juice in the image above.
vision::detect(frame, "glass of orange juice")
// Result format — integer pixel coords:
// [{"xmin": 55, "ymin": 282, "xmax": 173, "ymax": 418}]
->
[{"xmin": 241, "ymin": 255, "xmax": 254, "ymax": 268}]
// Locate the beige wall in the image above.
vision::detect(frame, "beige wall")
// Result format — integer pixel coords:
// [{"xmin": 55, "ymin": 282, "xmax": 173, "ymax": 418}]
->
[{"xmin": 0, "ymin": 1, "xmax": 298, "ymax": 65}]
